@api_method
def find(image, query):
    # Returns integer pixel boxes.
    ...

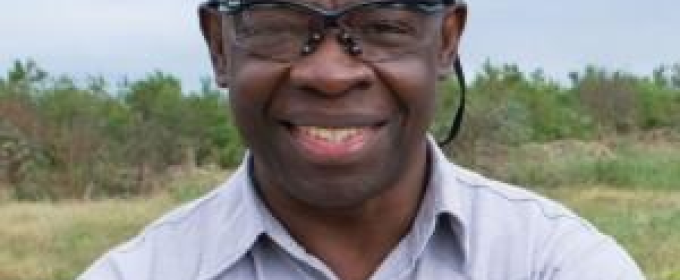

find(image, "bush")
[3,60,680,200]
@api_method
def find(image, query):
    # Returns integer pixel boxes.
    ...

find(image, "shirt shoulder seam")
[455,172,598,232]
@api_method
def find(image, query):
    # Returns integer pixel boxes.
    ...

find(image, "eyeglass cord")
[437,58,465,147]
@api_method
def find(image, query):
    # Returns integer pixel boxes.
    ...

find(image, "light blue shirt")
[79,141,644,280]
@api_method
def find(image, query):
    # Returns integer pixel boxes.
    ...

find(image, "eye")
[234,7,311,39]
[237,23,287,37]
[342,7,424,40]
[358,20,415,35]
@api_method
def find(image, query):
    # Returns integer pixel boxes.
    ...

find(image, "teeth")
[301,126,363,143]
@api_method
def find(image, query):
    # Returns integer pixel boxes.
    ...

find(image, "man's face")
[201,0,465,209]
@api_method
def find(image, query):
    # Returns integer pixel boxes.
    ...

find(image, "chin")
[282,168,394,210]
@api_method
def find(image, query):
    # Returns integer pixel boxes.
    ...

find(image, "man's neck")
[252,146,431,280]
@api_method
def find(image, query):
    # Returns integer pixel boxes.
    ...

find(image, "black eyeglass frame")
[200,0,468,146]
[204,0,458,16]
[204,0,458,60]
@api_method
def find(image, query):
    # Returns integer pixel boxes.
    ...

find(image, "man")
[80,0,644,279]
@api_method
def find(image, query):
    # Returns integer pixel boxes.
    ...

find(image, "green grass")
[0,197,176,280]
[0,135,679,280]
[1,185,678,279]
[0,169,228,280]
[495,137,680,190]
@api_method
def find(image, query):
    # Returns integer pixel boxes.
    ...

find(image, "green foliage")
[2,59,680,200]
[635,66,680,130]
[439,61,680,164]
[1,60,242,200]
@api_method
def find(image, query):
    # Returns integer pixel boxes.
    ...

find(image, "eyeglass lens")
[229,2,436,62]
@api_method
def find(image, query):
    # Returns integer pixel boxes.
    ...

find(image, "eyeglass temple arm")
[437,58,466,147]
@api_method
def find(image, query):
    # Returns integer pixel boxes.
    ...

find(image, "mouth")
[282,122,386,163]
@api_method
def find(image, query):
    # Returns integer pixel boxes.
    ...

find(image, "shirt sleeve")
[77,237,154,280]
[78,254,125,280]
[553,237,645,279]
[539,230,645,280]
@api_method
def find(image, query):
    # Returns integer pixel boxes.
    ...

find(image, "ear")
[438,5,467,79]
[199,5,231,88]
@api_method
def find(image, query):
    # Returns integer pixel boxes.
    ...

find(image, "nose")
[288,33,372,96]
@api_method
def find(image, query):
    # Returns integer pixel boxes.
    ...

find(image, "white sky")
[1,0,679,90]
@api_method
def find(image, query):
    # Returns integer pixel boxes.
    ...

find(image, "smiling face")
[200,0,466,209]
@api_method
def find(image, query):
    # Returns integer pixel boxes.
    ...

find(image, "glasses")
[203,0,459,62]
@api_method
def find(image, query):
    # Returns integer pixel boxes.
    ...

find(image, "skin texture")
[200,1,466,279]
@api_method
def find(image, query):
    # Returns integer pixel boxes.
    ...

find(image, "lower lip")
[290,127,377,161]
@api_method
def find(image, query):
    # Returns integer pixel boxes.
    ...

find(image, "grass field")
[1,183,679,279]
[0,135,679,280]
[0,196,176,280]
[0,170,225,280]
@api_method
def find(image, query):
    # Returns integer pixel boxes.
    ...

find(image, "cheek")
[229,62,287,114]
[374,59,439,129]
[230,62,286,105]
[228,62,290,140]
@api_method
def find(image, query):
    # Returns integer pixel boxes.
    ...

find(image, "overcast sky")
[1,0,679,90]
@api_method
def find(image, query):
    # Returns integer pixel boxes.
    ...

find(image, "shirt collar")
[199,157,267,279]
[411,136,469,262]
